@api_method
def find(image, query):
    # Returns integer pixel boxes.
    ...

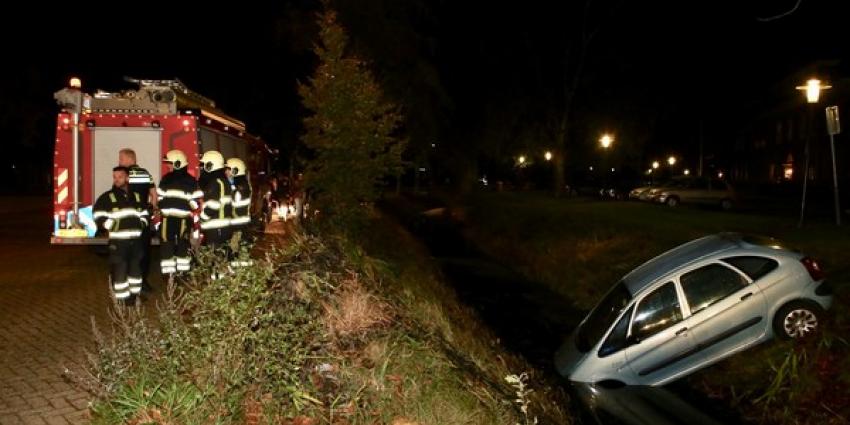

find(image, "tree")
[332,0,451,192]
[298,7,406,232]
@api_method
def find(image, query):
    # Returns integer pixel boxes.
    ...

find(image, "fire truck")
[51,77,274,244]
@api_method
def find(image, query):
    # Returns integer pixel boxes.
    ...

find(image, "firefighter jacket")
[128,164,155,210]
[93,186,149,239]
[200,169,233,230]
[230,175,252,226]
[157,168,202,219]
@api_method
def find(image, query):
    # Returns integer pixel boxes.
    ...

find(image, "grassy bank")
[459,191,850,424]
[68,217,572,424]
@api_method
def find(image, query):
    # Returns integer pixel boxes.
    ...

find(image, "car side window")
[599,306,634,357]
[680,263,749,314]
[631,282,682,340]
[721,256,778,281]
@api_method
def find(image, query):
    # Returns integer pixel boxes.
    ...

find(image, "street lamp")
[667,156,677,166]
[544,151,553,161]
[518,155,526,165]
[652,161,660,170]
[795,78,832,227]
[599,134,613,149]
[796,78,831,103]
[684,169,690,176]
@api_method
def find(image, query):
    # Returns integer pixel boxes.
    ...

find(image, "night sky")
[2,0,847,193]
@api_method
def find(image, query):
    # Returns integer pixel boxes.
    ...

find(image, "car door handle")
[740,292,753,301]
[675,327,688,336]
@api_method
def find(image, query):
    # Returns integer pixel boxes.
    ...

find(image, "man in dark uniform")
[199,150,233,250]
[93,166,148,304]
[226,157,253,266]
[119,148,157,292]
[157,150,201,278]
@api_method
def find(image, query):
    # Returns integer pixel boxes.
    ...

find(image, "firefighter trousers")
[109,238,144,300]
[203,227,232,255]
[160,216,192,274]
[229,225,254,268]
[139,226,152,285]
[203,227,233,280]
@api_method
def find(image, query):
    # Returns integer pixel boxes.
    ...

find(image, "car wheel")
[666,197,679,207]
[720,199,733,211]
[773,301,822,339]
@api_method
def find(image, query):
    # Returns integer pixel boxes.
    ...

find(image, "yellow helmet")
[226,158,247,176]
[163,149,188,170]
[200,150,225,172]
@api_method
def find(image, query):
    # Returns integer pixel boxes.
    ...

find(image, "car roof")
[622,233,744,295]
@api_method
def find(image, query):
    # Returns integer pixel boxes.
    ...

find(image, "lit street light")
[652,161,660,170]
[796,78,831,227]
[667,156,677,166]
[684,169,690,176]
[796,78,831,103]
[518,155,526,165]
[599,134,613,149]
[544,151,553,161]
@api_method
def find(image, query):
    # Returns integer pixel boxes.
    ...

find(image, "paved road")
[0,197,163,425]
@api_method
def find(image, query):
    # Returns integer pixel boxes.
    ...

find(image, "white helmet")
[225,158,247,177]
[163,149,188,170]
[200,150,225,172]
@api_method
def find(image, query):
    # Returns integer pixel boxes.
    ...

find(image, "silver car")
[554,233,833,386]
[656,178,735,210]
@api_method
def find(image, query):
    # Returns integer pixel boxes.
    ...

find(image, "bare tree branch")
[757,0,803,22]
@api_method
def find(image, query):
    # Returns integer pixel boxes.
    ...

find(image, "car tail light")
[801,257,825,281]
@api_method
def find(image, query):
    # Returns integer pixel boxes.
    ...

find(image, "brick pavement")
[0,198,162,424]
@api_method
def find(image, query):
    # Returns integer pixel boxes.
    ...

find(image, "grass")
[457,191,850,424]
[358,215,573,424]
[67,217,574,424]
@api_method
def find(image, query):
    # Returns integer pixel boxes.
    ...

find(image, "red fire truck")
[51,77,274,244]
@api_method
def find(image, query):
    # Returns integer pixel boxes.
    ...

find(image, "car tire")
[720,199,733,211]
[773,300,823,340]
[666,196,679,207]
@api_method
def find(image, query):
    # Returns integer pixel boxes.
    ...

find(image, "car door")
[623,281,695,384]
[687,179,711,204]
[708,179,729,204]
[677,262,768,366]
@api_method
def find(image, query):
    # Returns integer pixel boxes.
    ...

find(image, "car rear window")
[722,256,778,281]
[739,234,799,252]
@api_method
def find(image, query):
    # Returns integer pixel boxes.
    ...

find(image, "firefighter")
[199,151,233,251]
[118,148,157,292]
[93,166,149,304]
[226,157,252,265]
[157,150,201,276]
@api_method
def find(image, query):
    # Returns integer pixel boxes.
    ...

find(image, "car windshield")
[576,282,632,352]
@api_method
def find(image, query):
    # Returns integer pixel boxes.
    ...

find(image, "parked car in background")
[656,178,736,210]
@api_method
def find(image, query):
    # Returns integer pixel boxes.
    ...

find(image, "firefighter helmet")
[163,150,188,170]
[225,158,247,177]
[200,151,225,172]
